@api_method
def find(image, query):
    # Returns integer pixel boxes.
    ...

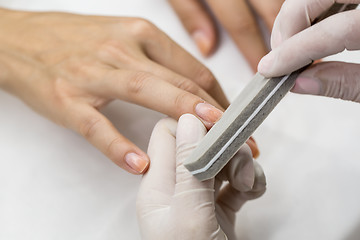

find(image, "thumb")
[175,114,209,188]
[174,114,225,239]
[291,62,360,103]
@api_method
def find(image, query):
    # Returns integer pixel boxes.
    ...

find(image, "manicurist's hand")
[258,1,360,103]
[137,114,266,240]
[169,0,284,71]
[0,8,229,174]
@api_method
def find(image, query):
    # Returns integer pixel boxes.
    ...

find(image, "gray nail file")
[184,2,358,182]
[184,70,302,181]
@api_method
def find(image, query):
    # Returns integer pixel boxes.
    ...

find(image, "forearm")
[0,48,24,93]
[0,8,35,92]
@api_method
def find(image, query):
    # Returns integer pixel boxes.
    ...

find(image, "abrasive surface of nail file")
[184,2,358,182]
[184,70,302,181]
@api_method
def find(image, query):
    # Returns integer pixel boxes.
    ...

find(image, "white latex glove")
[257,0,360,103]
[137,114,266,240]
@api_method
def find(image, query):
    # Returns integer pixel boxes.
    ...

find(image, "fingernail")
[257,53,274,75]
[125,152,149,174]
[192,30,212,56]
[195,102,223,128]
[247,137,260,159]
[292,77,321,95]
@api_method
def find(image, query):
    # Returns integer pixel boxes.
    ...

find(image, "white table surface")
[1,1,360,239]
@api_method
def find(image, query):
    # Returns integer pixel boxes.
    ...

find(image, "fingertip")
[192,29,216,56]
[169,0,217,57]
[257,53,274,77]
[246,137,260,159]
[177,113,207,146]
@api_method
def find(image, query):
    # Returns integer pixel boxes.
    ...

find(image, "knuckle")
[231,19,258,35]
[106,137,125,161]
[174,91,194,115]
[97,40,138,64]
[62,59,94,81]
[194,67,217,92]
[78,116,103,140]
[177,79,200,94]
[128,18,157,38]
[332,71,359,101]
[127,71,151,95]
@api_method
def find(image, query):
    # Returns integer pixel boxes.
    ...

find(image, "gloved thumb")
[292,62,360,103]
[175,114,210,188]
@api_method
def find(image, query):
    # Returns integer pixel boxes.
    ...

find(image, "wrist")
[0,51,14,90]
[0,8,28,90]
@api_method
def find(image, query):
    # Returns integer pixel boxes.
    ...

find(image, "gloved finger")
[270,0,360,48]
[216,161,266,214]
[258,10,360,77]
[291,61,360,103]
[216,144,255,192]
[239,161,267,200]
[168,0,217,56]
[214,140,260,199]
[65,102,149,174]
[138,118,178,206]
[207,0,268,71]
[249,0,284,30]
[174,114,214,196]
[90,69,223,129]
[174,114,227,240]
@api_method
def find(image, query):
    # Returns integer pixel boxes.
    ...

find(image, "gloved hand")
[169,0,285,71]
[257,0,360,103]
[137,114,266,240]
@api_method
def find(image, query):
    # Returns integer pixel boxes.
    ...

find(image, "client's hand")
[137,114,266,240]
[0,8,229,174]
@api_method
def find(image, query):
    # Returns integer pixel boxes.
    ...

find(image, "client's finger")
[207,0,268,71]
[168,0,217,56]
[66,103,150,174]
[90,69,223,129]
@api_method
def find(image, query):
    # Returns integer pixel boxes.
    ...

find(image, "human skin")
[0,8,259,175]
[169,0,285,71]
[0,8,229,174]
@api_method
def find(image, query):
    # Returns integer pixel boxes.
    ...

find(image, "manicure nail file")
[184,3,358,181]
